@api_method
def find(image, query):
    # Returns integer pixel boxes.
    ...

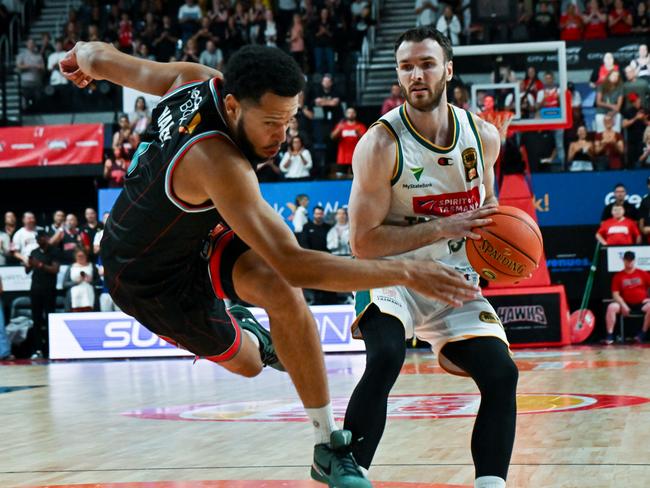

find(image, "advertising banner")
[606,245,650,272]
[49,305,364,359]
[0,124,104,168]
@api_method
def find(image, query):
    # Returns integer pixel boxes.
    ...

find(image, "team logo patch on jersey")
[438,157,453,166]
[410,167,425,181]
[462,148,478,182]
[479,311,501,324]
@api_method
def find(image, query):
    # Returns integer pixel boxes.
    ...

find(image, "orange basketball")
[466,205,543,285]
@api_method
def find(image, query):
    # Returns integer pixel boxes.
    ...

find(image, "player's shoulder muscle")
[352,122,399,184]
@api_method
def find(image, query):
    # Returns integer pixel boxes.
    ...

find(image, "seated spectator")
[436,4,461,45]
[596,204,640,246]
[640,126,650,166]
[521,66,544,100]
[595,70,623,133]
[137,43,156,61]
[139,13,160,48]
[590,52,619,88]
[113,114,140,159]
[61,214,83,264]
[567,125,595,171]
[622,64,648,111]
[199,39,223,70]
[312,8,336,74]
[415,0,439,27]
[331,107,367,177]
[284,116,310,149]
[11,212,39,266]
[85,24,100,43]
[595,115,625,169]
[382,83,405,115]
[608,0,633,36]
[582,0,607,40]
[602,183,638,221]
[621,93,648,168]
[192,16,216,52]
[326,207,351,256]
[632,2,649,34]
[280,135,313,180]
[224,15,248,56]
[567,81,584,128]
[560,3,584,41]
[604,251,650,344]
[178,0,203,41]
[129,96,151,135]
[153,16,179,62]
[536,72,565,165]
[180,38,200,63]
[47,38,69,88]
[632,44,650,81]
[63,247,100,312]
[104,146,130,188]
[16,38,45,108]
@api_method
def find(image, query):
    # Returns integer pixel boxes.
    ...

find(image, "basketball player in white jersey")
[343,27,518,488]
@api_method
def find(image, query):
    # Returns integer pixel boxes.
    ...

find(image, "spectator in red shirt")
[582,0,607,40]
[604,251,650,344]
[608,0,633,36]
[560,3,584,40]
[381,83,404,115]
[104,146,130,188]
[596,204,641,246]
[331,107,367,177]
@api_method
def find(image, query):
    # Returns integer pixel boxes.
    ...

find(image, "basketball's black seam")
[480,227,538,266]
[469,238,527,278]
[498,212,544,248]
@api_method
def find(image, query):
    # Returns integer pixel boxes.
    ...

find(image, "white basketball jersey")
[377,103,487,271]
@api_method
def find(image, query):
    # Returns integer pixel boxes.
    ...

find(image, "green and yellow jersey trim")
[399,103,459,154]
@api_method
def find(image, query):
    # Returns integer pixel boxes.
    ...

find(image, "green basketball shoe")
[228,305,285,372]
[311,430,372,487]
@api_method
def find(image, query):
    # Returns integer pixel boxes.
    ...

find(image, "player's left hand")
[433,204,498,240]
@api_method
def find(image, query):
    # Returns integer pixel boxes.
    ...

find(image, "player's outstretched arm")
[59,41,220,96]
[185,139,479,307]
[348,124,497,259]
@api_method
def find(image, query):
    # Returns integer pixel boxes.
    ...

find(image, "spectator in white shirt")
[178,0,203,40]
[326,208,351,256]
[415,0,439,27]
[199,40,223,69]
[436,5,462,45]
[280,135,313,179]
[47,38,68,86]
[11,212,39,266]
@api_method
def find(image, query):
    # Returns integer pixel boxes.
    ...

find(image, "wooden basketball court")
[2,345,650,488]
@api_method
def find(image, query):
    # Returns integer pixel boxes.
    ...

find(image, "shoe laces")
[334,449,361,476]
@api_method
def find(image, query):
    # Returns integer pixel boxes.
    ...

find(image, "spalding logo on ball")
[466,206,543,285]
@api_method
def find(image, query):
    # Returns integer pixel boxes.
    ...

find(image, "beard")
[232,117,269,166]
[402,74,447,112]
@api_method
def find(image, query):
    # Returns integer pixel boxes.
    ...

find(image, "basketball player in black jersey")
[60,41,480,487]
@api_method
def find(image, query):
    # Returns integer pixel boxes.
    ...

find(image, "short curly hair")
[223,45,305,104]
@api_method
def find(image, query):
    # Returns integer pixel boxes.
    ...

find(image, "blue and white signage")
[49,305,364,359]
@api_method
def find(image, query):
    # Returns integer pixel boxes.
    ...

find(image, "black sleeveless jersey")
[101,77,236,296]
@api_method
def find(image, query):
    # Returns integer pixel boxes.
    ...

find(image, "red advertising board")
[0,124,104,168]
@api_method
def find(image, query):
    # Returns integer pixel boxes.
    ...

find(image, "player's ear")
[224,94,241,120]
[446,60,453,82]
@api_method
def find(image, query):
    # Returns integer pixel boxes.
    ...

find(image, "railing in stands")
[355,0,382,105]
[0,35,10,124]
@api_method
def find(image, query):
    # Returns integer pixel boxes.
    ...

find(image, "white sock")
[305,404,337,444]
[475,476,506,488]
[243,329,259,349]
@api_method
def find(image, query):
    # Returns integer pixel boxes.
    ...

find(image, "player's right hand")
[403,260,480,307]
[59,42,94,88]
[433,204,498,241]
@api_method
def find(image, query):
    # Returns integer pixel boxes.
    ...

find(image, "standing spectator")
[632,44,650,81]
[0,276,12,360]
[640,126,650,166]
[351,0,370,22]
[567,125,595,171]
[607,0,633,36]
[288,194,310,235]
[415,0,438,27]
[601,183,638,221]
[63,21,81,51]
[11,212,39,266]
[582,0,607,40]
[62,247,100,312]
[26,231,61,359]
[559,3,584,40]
[623,64,648,111]
[118,12,134,51]
[289,13,306,69]
[16,38,45,108]
[136,43,156,61]
[1,211,17,265]
[326,207,350,256]
[536,71,565,165]
[596,204,641,246]
[210,0,230,44]
[595,70,623,133]
[129,97,151,136]
[178,0,203,41]
[312,8,336,74]
[521,66,544,100]
[104,146,130,188]
[255,158,282,182]
[61,214,82,264]
[352,5,376,51]
[93,212,110,257]
[639,176,650,243]
[301,206,335,304]
[621,93,648,168]
[452,85,470,110]
[249,0,267,43]
[436,5,461,45]
[309,74,343,174]
[263,9,278,47]
[191,16,215,52]
[0,227,8,266]
[199,39,224,70]
[46,210,66,251]
[153,16,179,62]
[47,38,69,88]
[331,107,367,176]
[280,135,313,180]
[591,52,620,88]
[531,1,557,40]
[604,251,650,344]
[81,208,103,262]
[381,83,405,115]
[40,33,54,66]
[139,12,160,48]
[595,115,625,169]
[113,113,140,159]
[632,2,650,34]
[180,38,200,63]
[2,211,17,242]
[277,0,298,49]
